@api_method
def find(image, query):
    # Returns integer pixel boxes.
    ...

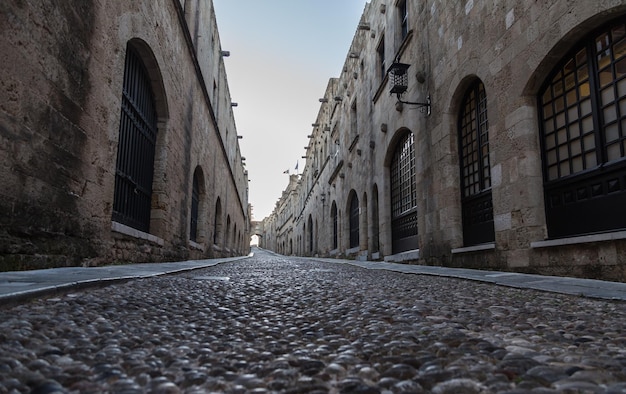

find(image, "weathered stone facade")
[260,0,626,282]
[0,0,250,270]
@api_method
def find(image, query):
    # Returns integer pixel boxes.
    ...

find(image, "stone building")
[0,0,250,270]
[260,0,626,282]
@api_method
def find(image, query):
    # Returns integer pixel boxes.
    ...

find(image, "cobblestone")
[0,250,625,393]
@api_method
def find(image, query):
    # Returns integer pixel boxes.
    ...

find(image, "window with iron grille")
[308,215,314,253]
[390,132,418,253]
[331,202,338,249]
[399,0,408,40]
[190,171,200,242]
[213,198,222,245]
[112,46,158,233]
[458,80,494,246]
[225,216,231,249]
[538,17,626,238]
[349,193,359,249]
[372,185,380,252]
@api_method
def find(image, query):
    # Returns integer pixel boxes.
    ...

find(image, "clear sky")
[213,1,369,220]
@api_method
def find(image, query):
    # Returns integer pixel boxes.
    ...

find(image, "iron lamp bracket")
[396,94,431,116]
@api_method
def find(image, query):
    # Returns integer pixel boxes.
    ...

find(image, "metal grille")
[190,173,199,242]
[225,217,231,249]
[598,23,626,163]
[372,188,380,252]
[459,81,491,197]
[391,133,416,218]
[539,17,626,238]
[213,199,222,245]
[540,47,596,181]
[390,132,418,253]
[349,194,359,249]
[458,80,494,245]
[112,47,158,232]
[308,216,314,253]
[331,203,338,249]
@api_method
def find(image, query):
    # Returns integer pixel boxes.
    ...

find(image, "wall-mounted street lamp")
[387,62,430,116]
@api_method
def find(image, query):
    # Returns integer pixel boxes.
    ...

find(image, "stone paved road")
[1,249,625,393]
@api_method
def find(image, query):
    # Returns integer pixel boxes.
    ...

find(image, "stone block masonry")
[260,0,626,282]
[0,0,250,270]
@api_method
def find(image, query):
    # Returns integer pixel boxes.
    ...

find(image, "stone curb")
[284,253,626,302]
[0,255,252,306]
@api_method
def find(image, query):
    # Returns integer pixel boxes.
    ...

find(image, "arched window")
[390,131,418,253]
[539,17,626,238]
[213,198,222,245]
[458,80,494,246]
[308,215,314,254]
[225,216,231,249]
[331,202,338,250]
[190,168,201,242]
[315,219,319,254]
[349,192,360,249]
[112,45,158,232]
[372,185,380,253]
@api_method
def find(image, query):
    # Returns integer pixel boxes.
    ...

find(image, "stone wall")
[0,0,249,270]
[261,0,626,282]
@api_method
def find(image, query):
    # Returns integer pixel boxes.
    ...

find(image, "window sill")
[189,240,205,251]
[111,221,164,246]
[451,243,496,254]
[531,230,626,249]
[345,246,361,255]
[384,249,419,262]
[348,134,360,152]
[373,75,389,104]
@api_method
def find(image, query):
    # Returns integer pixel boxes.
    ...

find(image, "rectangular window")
[377,36,386,81]
[351,100,357,138]
[399,0,408,40]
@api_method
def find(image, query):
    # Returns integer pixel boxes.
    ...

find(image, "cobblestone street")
[1,249,625,393]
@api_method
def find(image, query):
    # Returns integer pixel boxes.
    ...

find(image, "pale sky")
[213,1,369,220]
